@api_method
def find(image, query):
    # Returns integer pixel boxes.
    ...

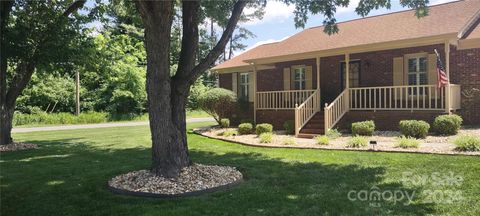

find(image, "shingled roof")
[213,0,480,70]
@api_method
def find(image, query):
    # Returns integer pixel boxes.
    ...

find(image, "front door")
[340,60,361,90]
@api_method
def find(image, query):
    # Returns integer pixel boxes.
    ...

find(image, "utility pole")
[75,71,80,116]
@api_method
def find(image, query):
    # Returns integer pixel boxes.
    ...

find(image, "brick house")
[212,0,480,138]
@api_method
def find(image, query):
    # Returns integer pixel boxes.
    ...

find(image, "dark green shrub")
[454,135,480,151]
[351,120,375,136]
[433,114,463,135]
[256,123,273,135]
[399,120,430,139]
[283,120,295,135]
[197,88,237,124]
[220,118,230,128]
[238,123,253,135]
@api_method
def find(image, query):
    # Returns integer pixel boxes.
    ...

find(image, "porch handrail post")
[252,64,257,123]
[345,53,351,111]
[444,41,451,114]
[294,103,299,137]
[316,57,321,111]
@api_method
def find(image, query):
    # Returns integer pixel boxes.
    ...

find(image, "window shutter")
[305,66,313,89]
[248,73,254,102]
[393,57,404,86]
[283,68,290,90]
[427,54,437,85]
[232,72,237,95]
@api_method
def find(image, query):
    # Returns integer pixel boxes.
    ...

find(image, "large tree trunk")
[0,106,14,145]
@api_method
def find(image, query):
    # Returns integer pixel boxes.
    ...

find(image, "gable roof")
[213,0,480,71]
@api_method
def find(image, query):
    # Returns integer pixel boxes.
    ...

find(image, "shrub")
[256,123,273,135]
[13,112,108,126]
[395,136,420,149]
[197,88,237,124]
[259,132,273,143]
[283,137,296,145]
[283,120,295,135]
[238,123,253,135]
[433,114,463,135]
[314,135,330,145]
[351,120,375,136]
[399,120,430,139]
[326,129,341,139]
[220,118,230,128]
[347,136,368,148]
[454,135,480,151]
[222,129,238,137]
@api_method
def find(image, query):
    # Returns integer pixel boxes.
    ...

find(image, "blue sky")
[235,0,457,55]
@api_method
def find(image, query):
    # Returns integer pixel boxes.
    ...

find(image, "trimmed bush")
[238,123,253,135]
[283,120,295,135]
[259,132,273,143]
[222,129,238,137]
[197,88,237,124]
[314,135,330,145]
[256,123,273,135]
[283,137,296,145]
[326,129,341,139]
[220,118,230,128]
[399,120,430,139]
[347,136,368,148]
[395,136,420,149]
[454,135,480,151]
[433,114,463,135]
[351,120,375,136]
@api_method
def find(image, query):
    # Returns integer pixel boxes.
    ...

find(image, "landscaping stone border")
[108,177,243,199]
[193,127,480,156]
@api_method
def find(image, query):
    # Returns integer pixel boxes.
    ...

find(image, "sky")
[235,0,457,55]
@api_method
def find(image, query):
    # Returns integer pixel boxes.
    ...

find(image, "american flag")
[434,49,448,88]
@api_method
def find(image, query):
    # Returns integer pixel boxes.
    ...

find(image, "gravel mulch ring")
[0,142,38,152]
[108,164,243,197]
[195,126,480,156]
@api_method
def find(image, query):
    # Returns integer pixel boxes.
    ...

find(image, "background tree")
[0,0,88,145]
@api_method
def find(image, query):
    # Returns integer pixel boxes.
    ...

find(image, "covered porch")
[250,41,462,137]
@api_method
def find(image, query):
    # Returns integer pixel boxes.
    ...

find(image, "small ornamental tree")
[198,88,237,124]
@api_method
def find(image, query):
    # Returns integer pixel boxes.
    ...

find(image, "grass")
[13,110,209,128]
[314,135,330,145]
[346,136,368,148]
[1,122,480,215]
[396,136,420,149]
[454,135,480,151]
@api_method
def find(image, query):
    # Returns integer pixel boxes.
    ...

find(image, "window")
[239,73,249,101]
[407,56,428,95]
[293,67,306,90]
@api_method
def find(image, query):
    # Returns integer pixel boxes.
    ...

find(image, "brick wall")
[256,110,294,130]
[337,111,444,131]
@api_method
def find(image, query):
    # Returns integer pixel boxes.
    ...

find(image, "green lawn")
[1,122,479,215]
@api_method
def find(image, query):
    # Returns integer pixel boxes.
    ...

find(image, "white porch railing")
[324,84,461,132]
[324,89,349,133]
[256,90,315,110]
[294,89,321,136]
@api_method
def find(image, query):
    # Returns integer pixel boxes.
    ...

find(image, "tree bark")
[136,0,246,177]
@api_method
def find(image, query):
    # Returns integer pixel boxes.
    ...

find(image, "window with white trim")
[239,73,249,101]
[293,67,306,90]
[407,56,428,95]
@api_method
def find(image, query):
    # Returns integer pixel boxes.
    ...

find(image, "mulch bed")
[108,163,243,198]
[0,142,38,152]
[195,126,480,156]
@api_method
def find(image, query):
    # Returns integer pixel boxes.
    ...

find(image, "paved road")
[12,117,215,133]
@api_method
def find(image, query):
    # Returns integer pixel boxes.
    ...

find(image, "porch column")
[316,57,321,110]
[252,64,257,123]
[444,41,451,114]
[345,53,350,110]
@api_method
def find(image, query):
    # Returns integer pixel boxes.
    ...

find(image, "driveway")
[12,117,215,133]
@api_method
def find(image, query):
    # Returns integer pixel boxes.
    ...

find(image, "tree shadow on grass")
[1,138,436,216]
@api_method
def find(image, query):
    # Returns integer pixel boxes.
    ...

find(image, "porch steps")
[298,112,325,139]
